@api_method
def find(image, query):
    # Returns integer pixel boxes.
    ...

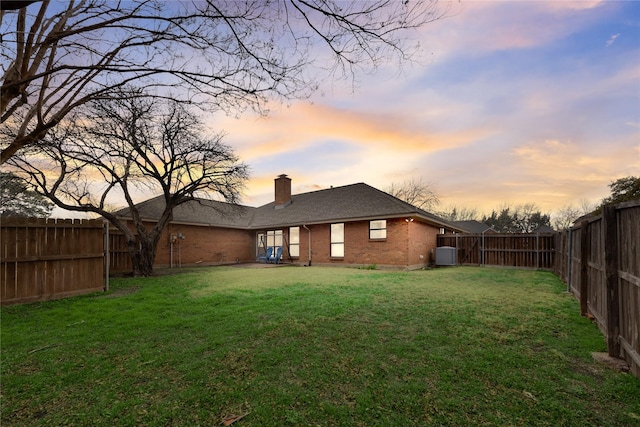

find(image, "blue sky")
[210,0,639,215]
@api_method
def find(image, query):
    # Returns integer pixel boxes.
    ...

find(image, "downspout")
[303,224,311,266]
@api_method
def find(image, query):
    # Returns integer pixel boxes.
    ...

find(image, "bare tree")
[435,205,479,222]
[552,204,581,231]
[387,177,440,211]
[0,0,451,163]
[9,91,248,276]
[552,199,598,230]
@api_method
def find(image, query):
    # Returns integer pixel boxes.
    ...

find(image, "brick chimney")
[274,174,292,208]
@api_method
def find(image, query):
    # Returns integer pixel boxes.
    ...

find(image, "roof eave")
[248,212,467,231]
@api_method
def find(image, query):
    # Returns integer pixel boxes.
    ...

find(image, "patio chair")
[269,246,283,264]
[258,246,273,263]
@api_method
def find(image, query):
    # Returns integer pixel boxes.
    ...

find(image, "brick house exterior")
[116,175,464,269]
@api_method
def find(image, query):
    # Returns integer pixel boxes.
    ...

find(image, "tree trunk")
[125,239,142,277]
[126,237,157,276]
[137,239,157,276]
[124,236,157,276]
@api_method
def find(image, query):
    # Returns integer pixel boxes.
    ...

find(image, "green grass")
[2,266,639,426]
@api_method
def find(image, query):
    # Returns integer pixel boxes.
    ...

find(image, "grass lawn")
[2,266,639,426]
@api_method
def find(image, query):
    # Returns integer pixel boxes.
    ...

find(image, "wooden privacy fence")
[1,218,105,306]
[555,200,640,377]
[105,224,134,274]
[437,232,557,270]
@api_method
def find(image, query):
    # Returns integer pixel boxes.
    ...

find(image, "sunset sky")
[210,0,640,216]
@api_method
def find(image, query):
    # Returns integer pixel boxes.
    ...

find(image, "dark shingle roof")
[116,183,464,231]
[115,195,255,228]
[453,220,495,233]
[250,183,456,229]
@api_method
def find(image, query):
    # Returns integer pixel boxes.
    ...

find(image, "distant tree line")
[480,204,551,233]
[389,176,640,232]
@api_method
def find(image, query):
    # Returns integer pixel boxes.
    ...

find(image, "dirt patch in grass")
[102,286,140,298]
[592,352,630,373]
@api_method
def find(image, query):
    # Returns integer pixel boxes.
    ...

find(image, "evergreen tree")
[0,172,53,217]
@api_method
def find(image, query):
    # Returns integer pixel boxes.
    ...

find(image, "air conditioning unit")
[435,246,457,266]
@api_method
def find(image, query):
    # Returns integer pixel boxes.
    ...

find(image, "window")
[369,220,387,239]
[331,223,344,257]
[267,230,283,247]
[289,227,300,257]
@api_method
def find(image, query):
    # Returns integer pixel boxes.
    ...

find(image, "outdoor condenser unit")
[435,246,457,266]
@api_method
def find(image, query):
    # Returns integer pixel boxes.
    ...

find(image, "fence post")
[455,234,459,265]
[603,204,620,358]
[567,228,573,292]
[579,220,589,316]
[536,233,540,270]
[104,221,110,292]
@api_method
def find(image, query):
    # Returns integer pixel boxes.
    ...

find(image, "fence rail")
[1,218,105,306]
[437,232,556,270]
[555,200,640,377]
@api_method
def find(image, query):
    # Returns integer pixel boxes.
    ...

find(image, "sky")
[207,0,640,216]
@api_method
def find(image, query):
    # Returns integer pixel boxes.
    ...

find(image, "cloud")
[412,0,611,62]
[215,102,494,163]
[506,139,637,206]
[606,33,620,47]
[208,0,637,213]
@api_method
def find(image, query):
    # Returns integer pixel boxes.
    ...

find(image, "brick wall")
[154,223,254,267]
[408,220,439,269]
[128,217,439,269]
[287,218,439,269]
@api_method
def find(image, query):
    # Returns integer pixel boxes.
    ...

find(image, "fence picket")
[437,232,557,270]
[1,218,105,306]
[555,200,640,377]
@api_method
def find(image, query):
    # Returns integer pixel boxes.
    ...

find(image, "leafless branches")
[387,176,440,211]
[9,91,249,275]
[1,0,450,162]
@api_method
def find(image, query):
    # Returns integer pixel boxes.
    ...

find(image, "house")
[453,220,496,234]
[115,174,465,269]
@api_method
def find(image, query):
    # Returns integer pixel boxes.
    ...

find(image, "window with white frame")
[331,223,344,257]
[289,227,300,257]
[369,220,387,239]
[266,230,284,248]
